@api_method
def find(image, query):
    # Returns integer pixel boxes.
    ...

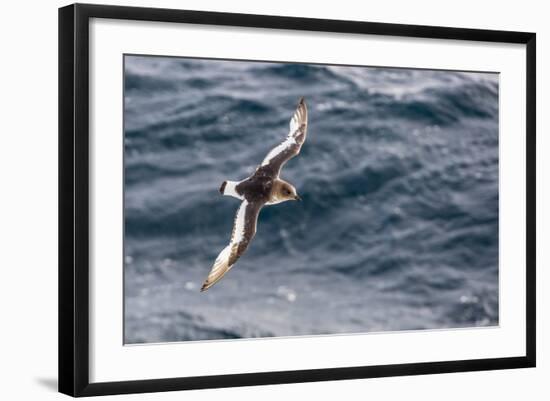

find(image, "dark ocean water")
[123,55,499,344]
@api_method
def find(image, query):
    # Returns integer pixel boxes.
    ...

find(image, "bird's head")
[274,180,301,203]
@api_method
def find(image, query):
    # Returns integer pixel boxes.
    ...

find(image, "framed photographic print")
[58,3,536,397]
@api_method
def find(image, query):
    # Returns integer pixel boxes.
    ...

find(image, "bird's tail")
[219,180,241,199]
[219,181,227,194]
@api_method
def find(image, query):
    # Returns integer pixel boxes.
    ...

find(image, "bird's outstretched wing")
[258,97,308,177]
[201,200,262,292]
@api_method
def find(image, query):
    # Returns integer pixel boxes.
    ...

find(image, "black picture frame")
[59,3,536,397]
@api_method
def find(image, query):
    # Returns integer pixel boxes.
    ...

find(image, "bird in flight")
[201,97,308,292]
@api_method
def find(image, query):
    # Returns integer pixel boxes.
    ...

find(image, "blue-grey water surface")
[124,55,499,344]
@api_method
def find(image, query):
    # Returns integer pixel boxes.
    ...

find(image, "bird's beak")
[294,195,302,201]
